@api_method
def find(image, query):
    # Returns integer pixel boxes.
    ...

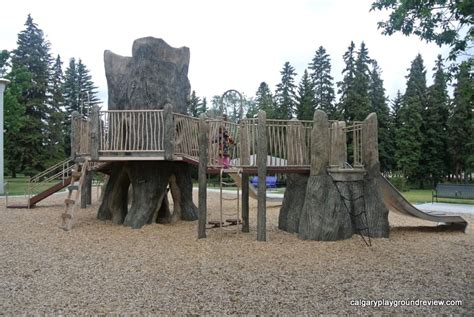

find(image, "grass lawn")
[2,176,62,196]
[401,189,474,205]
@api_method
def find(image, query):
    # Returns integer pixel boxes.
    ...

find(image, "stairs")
[60,160,89,231]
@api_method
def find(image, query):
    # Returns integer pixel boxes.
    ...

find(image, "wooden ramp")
[378,174,468,232]
[7,177,73,209]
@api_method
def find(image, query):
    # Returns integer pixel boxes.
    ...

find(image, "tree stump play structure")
[97,38,197,228]
[279,111,389,242]
[62,36,464,237]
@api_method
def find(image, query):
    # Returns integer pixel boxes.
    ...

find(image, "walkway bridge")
[72,106,365,174]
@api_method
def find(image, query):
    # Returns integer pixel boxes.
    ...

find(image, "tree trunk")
[97,38,197,229]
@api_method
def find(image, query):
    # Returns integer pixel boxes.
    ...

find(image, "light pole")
[0,78,10,194]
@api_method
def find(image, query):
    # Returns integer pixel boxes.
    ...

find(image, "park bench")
[251,176,278,189]
[432,184,474,203]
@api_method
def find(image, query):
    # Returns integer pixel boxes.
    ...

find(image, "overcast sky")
[1,0,453,107]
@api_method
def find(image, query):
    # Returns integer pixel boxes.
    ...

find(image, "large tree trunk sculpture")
[98,38,198,228]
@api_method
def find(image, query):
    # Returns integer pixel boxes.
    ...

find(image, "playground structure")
[4,36,467,241]
[51,101,464,237]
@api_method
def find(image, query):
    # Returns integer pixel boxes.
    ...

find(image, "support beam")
[329,121,346,168]
[362,113,379,176]
[70,111,80,160]
[241,173,250,232]
[0,78,9,194]
[240,120,250,232]
[90,106,100,161]
[163,104,175,160]
[197,114,209,239]
[257,110,267,241]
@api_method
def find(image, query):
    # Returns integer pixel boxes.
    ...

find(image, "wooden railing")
[99,110,165,152]
[72,109,370,169]
[174,113,200,158]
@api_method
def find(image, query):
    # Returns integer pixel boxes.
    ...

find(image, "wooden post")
[362,113,379,177]
[70,111,80,160]
[90,106,100,160]
[240,120,250,232]
[257,110,267,241]
[329,121,346,168]
[86,171,93,205]
[311,110,330,176]
[163,104,175,160]
[198,114,209,239]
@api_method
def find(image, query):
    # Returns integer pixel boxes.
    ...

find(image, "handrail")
[28,159,74,200]
[30,158,71,183]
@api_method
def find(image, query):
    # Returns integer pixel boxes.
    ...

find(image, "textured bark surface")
[98,38,197,229]
[298,175,353,241]
[363,176,390,238]
[104,37,190,113]
[99,162,197,228]
[279,111,389,241]
[278,174,308,233]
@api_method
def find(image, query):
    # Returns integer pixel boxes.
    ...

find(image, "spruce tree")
[188,90,206,117]
[395,54,426,184]
[10,14,52,174]
[421,55,449,186]
[63,58,100,116]
[369,61,391,172]
[274,62,297,119]
[0,50,9,77]
[255,82,274,118]
[45,55,66,165]
[295,69,315,120]
[389,91,403,172]
[447,60,473,182]
[308,46,336,117]
[352,42,372,121]
[337,41,357,121]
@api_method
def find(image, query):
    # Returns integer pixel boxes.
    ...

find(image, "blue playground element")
[251,176,277,189]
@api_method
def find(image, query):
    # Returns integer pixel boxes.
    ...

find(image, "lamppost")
[0,78,10,194]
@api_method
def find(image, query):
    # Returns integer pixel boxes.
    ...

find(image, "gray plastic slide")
[378,174,468,231]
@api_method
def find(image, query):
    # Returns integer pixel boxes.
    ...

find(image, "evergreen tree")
[395,54,427,184]
[0,50,9,77]
[389,91,403,172]
[63,58,100,116]
[337,41,357,121]
[295,69,315,120]
[4,65,29,177]
[421,55,449,186]
[274,62,297,119]
[45,55,66,165]
[352,42,372,120]
[76,59,100,114]
[308,46,336,117]
[447,60,473,182]
[10,14,52,174]
[188,90,204,117]
[63,57,79,114]
[255,82,274,118]
[369,61,391,172]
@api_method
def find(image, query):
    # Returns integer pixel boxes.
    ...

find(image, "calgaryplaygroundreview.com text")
[350,299,463,308]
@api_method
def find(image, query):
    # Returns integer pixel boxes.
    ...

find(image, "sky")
[0,0,454,108]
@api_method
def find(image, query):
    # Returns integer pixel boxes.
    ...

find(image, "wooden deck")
[72,109,364,173]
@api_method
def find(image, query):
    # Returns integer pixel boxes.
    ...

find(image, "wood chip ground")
[1,189,472,314]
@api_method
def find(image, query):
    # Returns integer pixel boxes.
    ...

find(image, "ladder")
[60,160,89,231]
[211,168,242,234]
